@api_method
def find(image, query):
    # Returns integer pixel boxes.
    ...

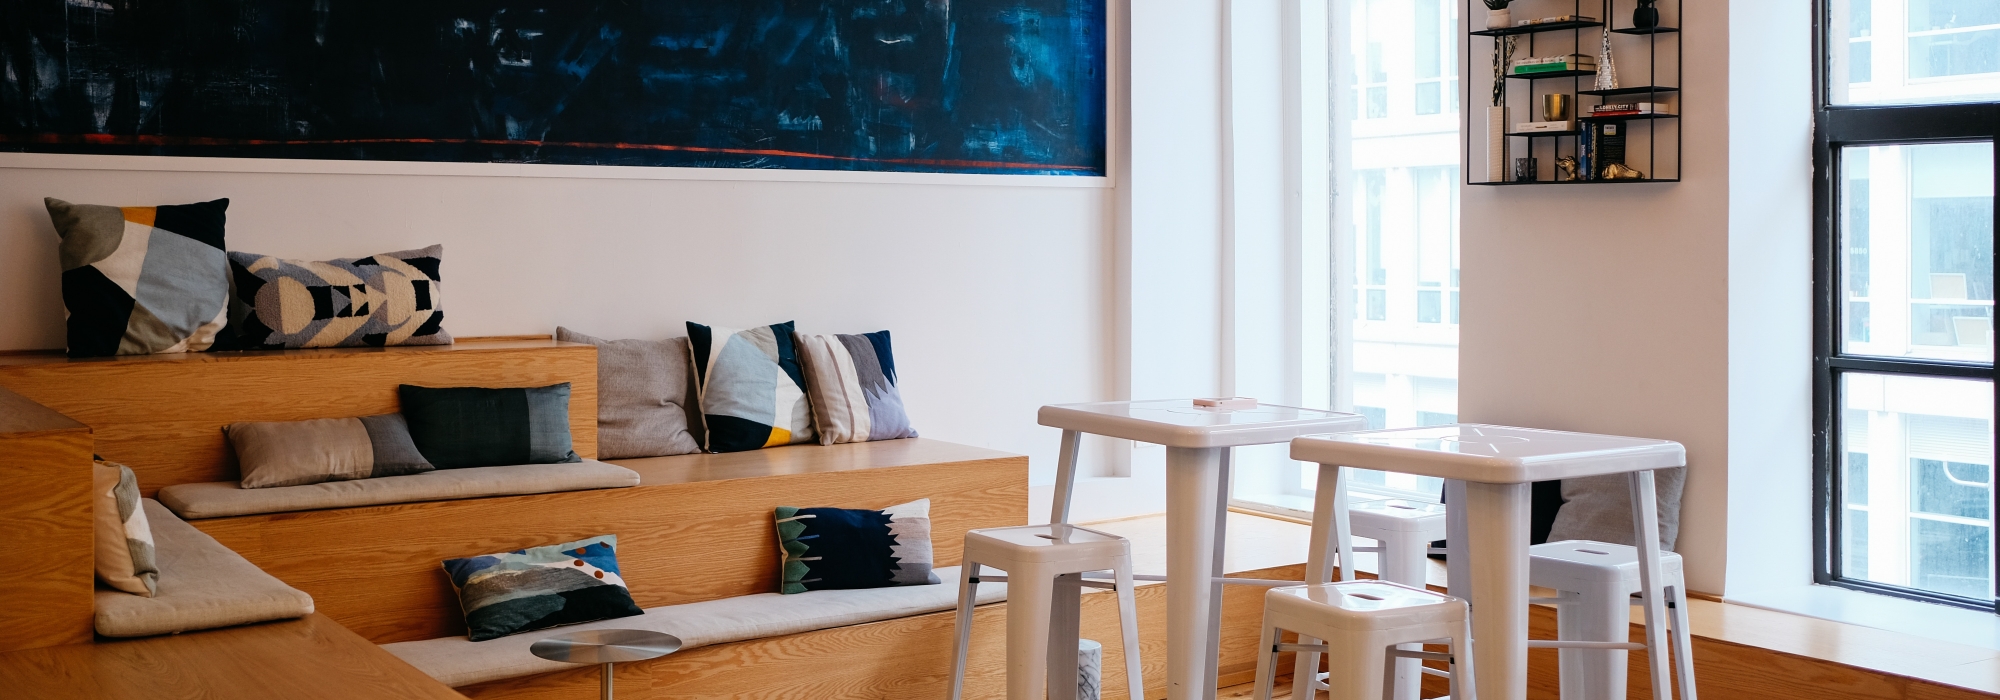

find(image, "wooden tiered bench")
[0,339,1037,699]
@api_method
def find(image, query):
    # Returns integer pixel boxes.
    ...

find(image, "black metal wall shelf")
[1506,70,1599,80]
[1472,178,1682,186]
[1471,20,1604,37]
[1578,85,1679,96]
[1579,112,1679,123]
[1463,0,1684,185]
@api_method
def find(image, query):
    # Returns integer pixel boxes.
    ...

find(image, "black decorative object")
[1634,0,1660,29]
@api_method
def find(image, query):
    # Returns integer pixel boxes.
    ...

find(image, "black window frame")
[1812,1,2000,613]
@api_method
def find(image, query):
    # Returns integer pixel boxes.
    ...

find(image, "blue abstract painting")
[0,0,1107,175]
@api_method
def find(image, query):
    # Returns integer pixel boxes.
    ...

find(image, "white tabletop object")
[1038,399,1366,700]
[1287,424,1685,482]
[1039,399,1368,449]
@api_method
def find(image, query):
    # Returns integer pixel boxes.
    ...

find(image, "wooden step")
[0,387,94,653]
[0,339,600,495]
[193,438,1029,644]
[0,613,463,700]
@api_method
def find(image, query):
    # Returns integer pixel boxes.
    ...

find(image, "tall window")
[1820,0,1999,610]
[1227,0,1461,516]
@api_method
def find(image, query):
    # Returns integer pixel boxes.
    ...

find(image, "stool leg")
[1449,616,1475,700]
[1668,574,1698,700]
[1116,559,1145,700]
[1380,531,1426,700]
[1251,621,1282,700]
[1052,429,1081,525]
[1202,449,1235,697]
[1628,471,1673,700]
[1322,633,1386,700]
[950,562,983,700]
[1561,588,1625,700]
[1294,463,1354,700]
[1007,566,1057,700]
[1050,573,1083,700]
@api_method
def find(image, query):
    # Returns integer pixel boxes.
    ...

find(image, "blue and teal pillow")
[686,321,815,452]
[775,498,938,594]
[441,535,643,642]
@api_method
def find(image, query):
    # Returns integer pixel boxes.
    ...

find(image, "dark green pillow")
[399,383,582,469]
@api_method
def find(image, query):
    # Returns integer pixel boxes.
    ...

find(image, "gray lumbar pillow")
[556,327,702,459]
[1545,467,1688,551]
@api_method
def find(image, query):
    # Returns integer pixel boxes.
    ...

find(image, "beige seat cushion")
[157,460,642,520]
[382,565,1008,688]
[95,500,315,637]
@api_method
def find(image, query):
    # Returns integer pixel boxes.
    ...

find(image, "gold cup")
[1543,94,1572,122]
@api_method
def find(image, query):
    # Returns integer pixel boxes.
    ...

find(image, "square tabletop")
[1038,399,1368,449]
[1288,424,1684,483]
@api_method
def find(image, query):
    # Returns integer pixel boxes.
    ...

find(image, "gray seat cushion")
[1546,467,1689,551]
[95,499,315,637]
[158,460,642,520]
[382,566,1007,688]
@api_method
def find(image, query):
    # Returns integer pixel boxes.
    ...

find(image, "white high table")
[1290,425,1686,700]
[1038,400,1367,700]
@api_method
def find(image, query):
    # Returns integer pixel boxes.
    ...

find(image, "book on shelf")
[1512,60,1596,75]
[1513,120,1576,133]
[1588,102,1671,117]
[1514,15,1596,26]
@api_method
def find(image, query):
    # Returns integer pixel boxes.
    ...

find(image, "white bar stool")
[1291,424,1688,700]
[1531,540,1696,700]
[1249,580,1473,700]
[1293,498,1450,700]
[948,524,1144,700]
[1038,400,1367,700]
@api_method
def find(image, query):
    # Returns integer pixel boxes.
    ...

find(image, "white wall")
[1459,0,1814,594]
[0,161,1115,473]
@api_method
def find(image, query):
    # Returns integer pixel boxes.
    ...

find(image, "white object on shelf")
[1487,8,1511,29]
[1487,106,1508,182]
[1191,397,1258,409]
[1514,120,1576,133]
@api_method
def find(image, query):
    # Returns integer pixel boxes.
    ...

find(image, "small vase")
[1487,9,1511,30]
[1633,0,1659,29]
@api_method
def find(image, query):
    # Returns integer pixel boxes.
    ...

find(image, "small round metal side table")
[529,629,682,700]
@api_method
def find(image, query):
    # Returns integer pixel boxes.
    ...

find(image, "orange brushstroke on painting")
[13,133,1093,172]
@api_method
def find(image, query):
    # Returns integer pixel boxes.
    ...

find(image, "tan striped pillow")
[93,461,159,597]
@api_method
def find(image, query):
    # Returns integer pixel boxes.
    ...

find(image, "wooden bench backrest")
[0,340,597,496]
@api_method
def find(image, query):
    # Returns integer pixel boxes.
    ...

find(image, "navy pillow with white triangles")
[774,498,939,594]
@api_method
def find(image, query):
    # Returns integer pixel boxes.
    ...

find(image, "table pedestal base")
[1165,446,1227,700]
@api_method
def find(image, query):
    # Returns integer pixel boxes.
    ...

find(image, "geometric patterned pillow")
[43,197,233,357]
[775,498,938,594]
[93,460,159,597]
[227,244,449,349]
[792,330,918,445]
[441,535,643,642]
[686,321,815,453]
